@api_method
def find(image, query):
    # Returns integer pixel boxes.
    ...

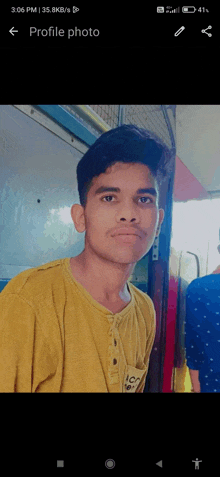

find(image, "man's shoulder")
[187,272,220,293]
[0,258,67,300]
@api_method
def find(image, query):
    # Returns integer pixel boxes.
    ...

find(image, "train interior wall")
[0,105,89,284]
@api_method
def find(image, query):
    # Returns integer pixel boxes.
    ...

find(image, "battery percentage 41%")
[182,7,209,13]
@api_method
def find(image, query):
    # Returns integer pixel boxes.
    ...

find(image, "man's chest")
[98,298,131,314]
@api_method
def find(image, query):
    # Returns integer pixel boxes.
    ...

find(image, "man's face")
[76,162,164,265]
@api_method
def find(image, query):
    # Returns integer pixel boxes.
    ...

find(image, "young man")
[0,125,172,393]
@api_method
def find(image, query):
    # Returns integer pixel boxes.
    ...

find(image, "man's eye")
[101,196,115,202]
[139,197,153,204]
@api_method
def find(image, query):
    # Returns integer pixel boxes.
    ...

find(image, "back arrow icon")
[9,27,19,36]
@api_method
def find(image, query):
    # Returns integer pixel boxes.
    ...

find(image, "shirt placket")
[107,315,121,385]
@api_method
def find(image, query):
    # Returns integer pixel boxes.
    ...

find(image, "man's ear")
[71,204,86,233]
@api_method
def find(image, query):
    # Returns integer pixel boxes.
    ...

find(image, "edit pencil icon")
[174,26,185,36]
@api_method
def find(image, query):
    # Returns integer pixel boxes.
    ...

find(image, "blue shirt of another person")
[185,272,220,392]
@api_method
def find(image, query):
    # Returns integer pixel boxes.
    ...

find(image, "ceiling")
[176,105,220,194]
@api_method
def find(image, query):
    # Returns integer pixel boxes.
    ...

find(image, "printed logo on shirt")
[124,374,141,392]
[123,364,147,393]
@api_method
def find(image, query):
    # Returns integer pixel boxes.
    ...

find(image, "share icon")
[201,25,212,37]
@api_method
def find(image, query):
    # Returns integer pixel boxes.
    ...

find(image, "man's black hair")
[76,124,174,208]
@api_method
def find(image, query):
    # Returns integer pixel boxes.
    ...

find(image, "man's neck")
[70,255,133,302]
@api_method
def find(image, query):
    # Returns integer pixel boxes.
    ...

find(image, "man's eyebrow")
[94,186,157,196]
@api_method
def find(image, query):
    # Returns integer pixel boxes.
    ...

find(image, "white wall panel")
[0,105,86,279]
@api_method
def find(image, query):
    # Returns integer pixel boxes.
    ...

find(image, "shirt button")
[113,359,117,365]
[114,339,117,347]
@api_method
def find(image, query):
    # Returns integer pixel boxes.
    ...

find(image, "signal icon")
[166,6,181,12]
[73,6,80,13]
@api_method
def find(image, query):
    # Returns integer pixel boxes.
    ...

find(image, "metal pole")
[118,105,125,126]
[161,105,176,151]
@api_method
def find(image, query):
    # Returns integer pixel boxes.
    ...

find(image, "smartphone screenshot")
[0,4,218,476]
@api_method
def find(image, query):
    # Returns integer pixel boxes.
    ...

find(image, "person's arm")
[189,369,201,392]
[0,293,56,392]
[185,286,203,393]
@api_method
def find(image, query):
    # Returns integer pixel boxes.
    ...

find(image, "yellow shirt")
[0,258,156,393]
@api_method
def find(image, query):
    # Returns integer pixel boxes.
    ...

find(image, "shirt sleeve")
[0,293,56,392]
[185,289,205,370]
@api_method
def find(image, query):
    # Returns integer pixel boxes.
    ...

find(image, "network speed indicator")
[40,7,79,13]
[41,7,72,13]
